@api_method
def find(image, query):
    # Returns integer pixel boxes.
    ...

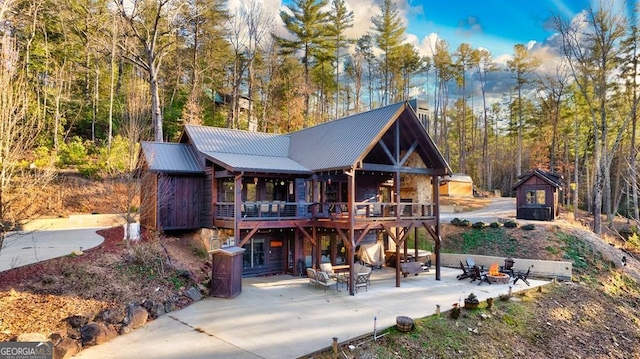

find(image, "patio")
[77,266,547,359]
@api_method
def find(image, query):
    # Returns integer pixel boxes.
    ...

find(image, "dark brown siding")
[158,175,203,230]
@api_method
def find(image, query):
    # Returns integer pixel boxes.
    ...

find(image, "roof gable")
[512,169,563,190]
[141,142,204,174]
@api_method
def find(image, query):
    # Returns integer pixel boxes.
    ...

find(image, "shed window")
[525,190,546,205]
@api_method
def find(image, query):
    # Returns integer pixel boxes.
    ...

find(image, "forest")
[0,0,638,237]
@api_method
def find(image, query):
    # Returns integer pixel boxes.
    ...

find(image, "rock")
[67,328,81,340]
[164,297,176,313]
[54,337,81,359]
[66,314,91,329]
[119,325,133,335]
[16,332,47,342]
[124,303,148,329]
[142,299,165,319]
[186,287,202,302]
[49,332,65,345]
[80,323,118,346]
[102,307,126,324]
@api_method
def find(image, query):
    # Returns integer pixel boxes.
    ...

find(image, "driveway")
[0,228,105,272]
[76,267,546,359]
[440,197,517,223]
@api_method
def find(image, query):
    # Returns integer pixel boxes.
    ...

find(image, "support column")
[433,174,441,281]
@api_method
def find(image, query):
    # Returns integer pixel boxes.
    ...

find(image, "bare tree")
[116,0,180,142]
[0,14,53,253]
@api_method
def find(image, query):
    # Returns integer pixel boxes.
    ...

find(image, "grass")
[443,227,517,255]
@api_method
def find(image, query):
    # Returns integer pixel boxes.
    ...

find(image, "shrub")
[58,136,89,166]
[521,224,536,231]
[490,222,503,228]
[472,222,487,229]
[504,221,519,228]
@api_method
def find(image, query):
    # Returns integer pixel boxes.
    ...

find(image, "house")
[512,169,563,221]
[439,173,474,198]
[139,101,452,294]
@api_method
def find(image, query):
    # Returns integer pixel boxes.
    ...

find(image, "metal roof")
[183,125,289,157]
[141,142,204,174]
[202,152,312,174]
[288,103,404,171]
[512,169,563,190]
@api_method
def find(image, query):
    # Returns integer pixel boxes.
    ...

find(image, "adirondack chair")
[513,266,531,286]
[457,261,473,280]
[499,258,515,277]
[470,265,491,286]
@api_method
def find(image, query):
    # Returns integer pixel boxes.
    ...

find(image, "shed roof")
[140,142,204,174]
[512,169,563,190]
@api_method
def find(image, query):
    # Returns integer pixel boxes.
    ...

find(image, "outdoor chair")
[470,265,491,286]
[354,263,372,285]
[457,261,473,280]
[354,272,370,293]
[319,263,337,279]
[499,258,515,277]
[306,268,318,288]
[466,257,483,271]
[316,271,339,292]
[513,266,531,286]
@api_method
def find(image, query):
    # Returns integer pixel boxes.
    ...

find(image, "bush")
[472,222,487,229]
[504,221,519,228]
[58,136,89,166]
[490,222,503,228]
[521,224,536,231]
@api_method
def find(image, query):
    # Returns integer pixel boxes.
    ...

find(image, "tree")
[0,9,53,252]
[327,0,353,119]
[274,0,329,126]
[356,34,375,110]
[116,0,180,142]
[507,44,541,177]
[474,48,498,189]
[553,2,632,234]
[371,0,405,106]
[344,52,363,113]
[453,43,477,174]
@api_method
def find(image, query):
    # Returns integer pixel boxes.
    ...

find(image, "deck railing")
[215,201,436,221]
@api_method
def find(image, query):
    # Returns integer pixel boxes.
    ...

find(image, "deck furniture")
[470,265,491,285]
[400,262,426,277]
[513,266,531,286]
[316,271,339,292]
[499,258,515,277]
[320,263,337,278]
[306,268,318,288]
[354,272,370,293]
[457,261,473,280]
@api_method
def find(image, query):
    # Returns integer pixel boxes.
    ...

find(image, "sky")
[227,0,630,104]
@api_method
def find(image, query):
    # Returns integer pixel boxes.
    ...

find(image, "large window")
[525,189,546,205]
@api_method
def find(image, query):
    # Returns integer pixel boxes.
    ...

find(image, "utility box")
[210,246,246,298]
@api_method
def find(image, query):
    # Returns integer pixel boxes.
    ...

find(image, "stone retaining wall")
[441,253,572,279]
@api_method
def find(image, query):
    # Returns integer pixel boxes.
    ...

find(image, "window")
[525,189,546,205]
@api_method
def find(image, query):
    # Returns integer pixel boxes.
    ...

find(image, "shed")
[439,173,473,198]
[512,169,563,221]
[139,142,205,231]
[210,246,246,298]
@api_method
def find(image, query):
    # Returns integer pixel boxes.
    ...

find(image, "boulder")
[54,337,81,359]
[102,307,125,324]
[142,299,165,319]
[66,314,91,329]
[185,287,202,302]
[164,297,176,313]
[67,328,81,340]
[80,323,118,346]
[124,303,148,329]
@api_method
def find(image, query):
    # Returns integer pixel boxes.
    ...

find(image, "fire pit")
[486,263,510,284]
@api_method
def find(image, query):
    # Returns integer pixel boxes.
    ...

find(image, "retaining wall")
[441,253,572,279]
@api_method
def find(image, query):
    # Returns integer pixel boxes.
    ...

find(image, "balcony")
[215,201,437,222]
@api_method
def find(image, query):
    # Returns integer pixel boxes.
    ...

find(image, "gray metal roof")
[202,152,312,174]
[288,102,404,171]
[141,142,204,174]
[183,125,289,156]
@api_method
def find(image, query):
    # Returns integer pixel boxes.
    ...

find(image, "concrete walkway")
[76,267,547,359]
[0,228,105,272]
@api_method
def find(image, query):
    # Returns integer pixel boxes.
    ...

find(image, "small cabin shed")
[439,173,473,198]
[512,169,563,221]
[139,142,206,231]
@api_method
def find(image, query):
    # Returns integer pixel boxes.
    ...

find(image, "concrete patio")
[77,266,547,359]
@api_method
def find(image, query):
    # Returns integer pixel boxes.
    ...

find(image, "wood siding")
[157,176,203,230]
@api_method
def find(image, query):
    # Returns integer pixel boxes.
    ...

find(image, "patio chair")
[306,268,319,288]
[499,258,515,277]
[354,263,372,285]
[316,271,339,292]
[513,266,531,286]
[457,261,473,280]
[470,265,491,286]
[319,263,337,278]
[354,272,370,293]
[466,257,483,271]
